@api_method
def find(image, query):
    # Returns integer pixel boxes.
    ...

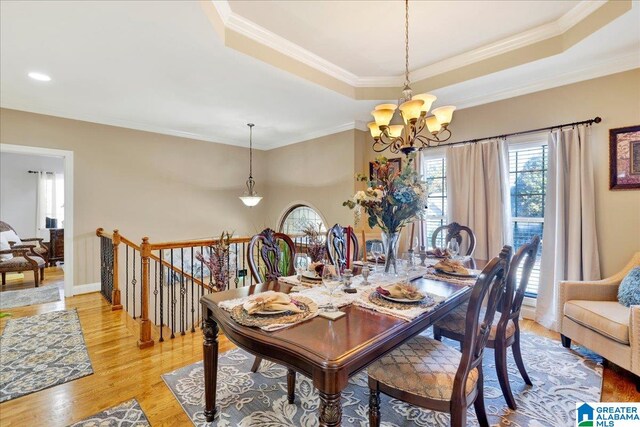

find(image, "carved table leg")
[287,368,296,404]
[368,385,381,427]
[318,390,342,427]
[202,313,219,422]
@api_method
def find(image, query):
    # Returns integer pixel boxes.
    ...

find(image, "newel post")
[111,229,123,311]
[138,237,154,349]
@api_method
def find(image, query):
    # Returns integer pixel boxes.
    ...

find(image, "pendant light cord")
[404,0,410,88]
[247,123,254,179]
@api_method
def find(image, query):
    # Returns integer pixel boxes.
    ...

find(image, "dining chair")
[431,222,476,256]
[246,228,297,403]
[433,235,540,410]
[247,228,295,283]
[325,224,359,270]
[367,246,512,427]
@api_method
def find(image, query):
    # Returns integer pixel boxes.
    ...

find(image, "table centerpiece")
[343,155,427,274]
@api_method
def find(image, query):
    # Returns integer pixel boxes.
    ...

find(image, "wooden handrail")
[148,236,251,250]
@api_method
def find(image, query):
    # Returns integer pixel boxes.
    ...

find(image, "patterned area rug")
[0,286,61,309]
[0,309,93,402]
[68,399,150,427]
[163,332,602,427]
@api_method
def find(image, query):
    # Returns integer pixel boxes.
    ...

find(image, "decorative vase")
[381,231,400,274]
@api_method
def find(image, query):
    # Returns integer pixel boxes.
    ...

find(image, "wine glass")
[402,251,415,272]
[399,256,411,284]
[322,264,341,312]
[447,239,460,259]
[294,253,309,281]
[371,242,383,273]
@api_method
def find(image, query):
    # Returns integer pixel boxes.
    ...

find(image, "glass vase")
[381,231,400,274]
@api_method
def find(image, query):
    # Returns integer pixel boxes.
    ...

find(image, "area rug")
[68,399,150,427]
[0,309,93,402]
[162,332,602,427]
[0,286,61,310]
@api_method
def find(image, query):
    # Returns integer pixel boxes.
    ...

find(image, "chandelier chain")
[404,0,410,87]
[248,123,254,178]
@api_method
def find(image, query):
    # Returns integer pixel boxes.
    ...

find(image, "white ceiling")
[1,1,638,150]
[228,0,581,77]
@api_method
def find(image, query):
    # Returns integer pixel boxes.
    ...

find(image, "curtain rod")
[443,116,602,147]
[27,170,55,174]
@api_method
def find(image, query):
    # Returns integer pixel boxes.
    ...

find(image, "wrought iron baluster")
[154,259,158,326]
[159,249,164,342]
[132,250,137,319]
[233,243,239,289]
[180,248,185,335]
[125,245,129,312]
[190,246,195,333]
[199,246,203,327]
[171,248,176,339]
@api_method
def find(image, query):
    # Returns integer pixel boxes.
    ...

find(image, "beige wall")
[363,68,640,277]
[0,109,269,286]
[263,130,358,230]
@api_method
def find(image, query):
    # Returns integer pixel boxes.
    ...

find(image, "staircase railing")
[96,228,313,348]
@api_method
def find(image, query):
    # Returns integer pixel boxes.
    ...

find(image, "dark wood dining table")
[200,261,485,426]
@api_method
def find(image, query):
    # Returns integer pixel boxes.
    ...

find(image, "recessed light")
[28,72,51,82]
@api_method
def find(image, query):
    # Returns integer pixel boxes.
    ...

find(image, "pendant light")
[239,123,262,207]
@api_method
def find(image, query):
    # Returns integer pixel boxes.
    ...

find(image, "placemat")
[353,288,444,322]
[423,267,479,286]
[226,296,318,331]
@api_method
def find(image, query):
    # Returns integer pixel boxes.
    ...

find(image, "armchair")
[558,252,640,388]
[0,247,46,287]
[0,221,49,264]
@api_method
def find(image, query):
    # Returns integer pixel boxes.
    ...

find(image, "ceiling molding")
[204,0,628,98]
[447,51,640,111]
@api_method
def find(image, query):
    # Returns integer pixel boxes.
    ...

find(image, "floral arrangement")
[343,155,427,233]
[196,231,233,292]
[301,223,327,262]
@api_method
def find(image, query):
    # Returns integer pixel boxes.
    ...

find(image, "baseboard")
[521,304,536,320]
[74,282,101,295]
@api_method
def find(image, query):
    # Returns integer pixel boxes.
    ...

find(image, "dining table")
[200,258,485,426]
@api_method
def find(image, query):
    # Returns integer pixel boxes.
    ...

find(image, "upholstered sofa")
[558,252,640,386]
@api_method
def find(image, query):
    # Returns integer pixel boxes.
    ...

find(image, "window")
[422,155,447,248]
[279,205,326,235]
[509,143,547,296]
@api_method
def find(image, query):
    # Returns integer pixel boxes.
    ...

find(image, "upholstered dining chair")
[431,222,476,256]
[325,224,359,271]
[367,246,512,427]
[433,236,540,410]
[246,228,297,403]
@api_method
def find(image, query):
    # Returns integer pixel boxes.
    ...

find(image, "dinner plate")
[435,268,478,278]
[253,309,288,315]
[378,292,426,303]
[302,271,321,280]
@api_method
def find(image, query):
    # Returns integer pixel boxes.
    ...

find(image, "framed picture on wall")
[369,158,401,181]
[609,125,640,190]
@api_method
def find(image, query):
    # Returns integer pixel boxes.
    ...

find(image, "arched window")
[279,204,327,235]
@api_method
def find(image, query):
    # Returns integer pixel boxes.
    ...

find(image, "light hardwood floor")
[0,269,638,426]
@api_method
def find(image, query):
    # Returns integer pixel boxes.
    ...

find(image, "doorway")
[0,144,74,297]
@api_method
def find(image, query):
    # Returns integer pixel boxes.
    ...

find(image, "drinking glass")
[322,264,341,312]
[361,265,370,285]
[371,242,383,273]
[447,239,460,259]
[403,251,415,272]
[294,253,309,281]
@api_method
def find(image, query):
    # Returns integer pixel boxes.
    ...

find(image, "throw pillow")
[0,230,22,246]
[618,266,640,307]
[0,233,13,261]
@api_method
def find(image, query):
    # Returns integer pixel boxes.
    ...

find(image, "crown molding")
[209,0,613,89]
[448,51,639,111]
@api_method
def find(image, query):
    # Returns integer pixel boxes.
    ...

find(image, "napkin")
[434,259,469,275]
[376,284,423,300]
[242,291,302,314]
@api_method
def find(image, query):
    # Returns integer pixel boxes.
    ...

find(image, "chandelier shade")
[369,0,456,155]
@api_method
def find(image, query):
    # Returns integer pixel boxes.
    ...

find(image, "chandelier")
[369,0,455,155]
[239,123,263,207]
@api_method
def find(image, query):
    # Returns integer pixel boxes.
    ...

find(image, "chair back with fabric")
[325,224,359,270]
[456,246,511,392]
[247,228,295,283]
[431,222,476,256]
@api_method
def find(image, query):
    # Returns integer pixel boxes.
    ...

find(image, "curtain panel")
[445,139,512,261]
[536,125,601,331]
